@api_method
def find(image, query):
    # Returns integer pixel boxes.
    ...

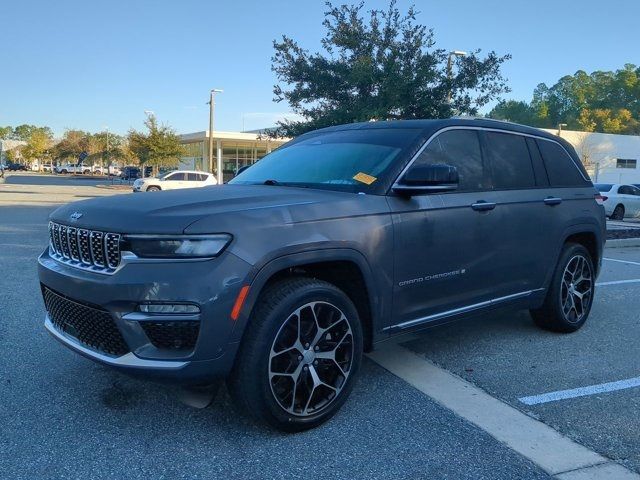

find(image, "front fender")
[229,245,386,345]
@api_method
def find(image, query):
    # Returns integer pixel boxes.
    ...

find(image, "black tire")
[227,277,363,432]
[60,169,68,174]
[530,243,595,333]
[146,186,161,192]
[611,204,625,220]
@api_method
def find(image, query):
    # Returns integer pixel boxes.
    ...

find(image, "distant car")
[42,164,53,172]
[120,166,141,180]
[132,170,217,192]
[7,162,28,171]
[594,183,640,220]
[55,164,93,174]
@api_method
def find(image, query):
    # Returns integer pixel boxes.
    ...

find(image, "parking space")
[2,178,639,478]
[1,191,553,480]
[403,249,640,473]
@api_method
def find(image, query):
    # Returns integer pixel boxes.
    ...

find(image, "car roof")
[308,117,561,142]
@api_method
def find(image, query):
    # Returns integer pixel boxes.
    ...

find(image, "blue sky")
[1,0,638,137]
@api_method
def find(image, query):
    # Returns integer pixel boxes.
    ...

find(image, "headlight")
[123,234,232,258]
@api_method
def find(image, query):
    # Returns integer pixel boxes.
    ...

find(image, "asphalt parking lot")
[1,174,639,479]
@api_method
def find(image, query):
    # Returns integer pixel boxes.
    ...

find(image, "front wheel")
[146,186,161,192]
[228,277,363,432]
[530,243,595,332]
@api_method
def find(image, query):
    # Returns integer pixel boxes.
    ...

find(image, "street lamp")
[558,123,568,136]
[207,88,223,180]
[447,50,467,105]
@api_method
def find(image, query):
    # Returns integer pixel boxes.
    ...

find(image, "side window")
[413,129,486,191]
[536,140,588,187]
[187,173,199,181]
[485,132,535,189]
[169,172,186,181]
[618,185,633,195]
[199,173,208,181]
[525,137,549,186]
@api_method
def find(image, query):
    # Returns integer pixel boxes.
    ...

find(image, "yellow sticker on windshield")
[353,172,377,185]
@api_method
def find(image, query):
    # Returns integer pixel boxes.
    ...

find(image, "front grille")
[43,287,129,356]
[48,222,121,273]
[141,321,200,351]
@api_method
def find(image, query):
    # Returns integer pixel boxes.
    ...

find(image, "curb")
[605,238,640,249]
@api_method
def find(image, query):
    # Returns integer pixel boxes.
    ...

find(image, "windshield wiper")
[263,179,281,186]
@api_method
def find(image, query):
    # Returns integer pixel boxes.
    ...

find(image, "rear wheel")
[611,204,625,220]
[530,243,594,332]
[146,186,161,192]
[228,277,363,432]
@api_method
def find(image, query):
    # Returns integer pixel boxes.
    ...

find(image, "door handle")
[544,197,563,206]
[471,201,496,211]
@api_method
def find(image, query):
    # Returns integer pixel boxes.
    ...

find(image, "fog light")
[138,304,200,314]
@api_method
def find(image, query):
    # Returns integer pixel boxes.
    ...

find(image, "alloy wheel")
[268,301,354,417]
[560,254,593,323]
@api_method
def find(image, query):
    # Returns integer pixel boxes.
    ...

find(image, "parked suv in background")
[38,119,605,431]
[132,170,217,192]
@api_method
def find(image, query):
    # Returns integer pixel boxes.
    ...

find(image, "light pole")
[103,126,109,177]
[446,50,467,105]
[207,88,223,180]
[557,123,568,136]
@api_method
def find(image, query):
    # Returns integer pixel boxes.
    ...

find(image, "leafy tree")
[18,127,54,169]
[127,116,183,175]
[0,126,13,139]
[12,124,53,142]
[271,1,511,136]
[489,64,640,134]
[52,130,91,162]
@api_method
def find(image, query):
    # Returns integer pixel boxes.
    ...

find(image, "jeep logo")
[69,212,83,221]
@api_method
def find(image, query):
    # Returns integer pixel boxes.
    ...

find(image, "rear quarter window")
[536,139,590,187]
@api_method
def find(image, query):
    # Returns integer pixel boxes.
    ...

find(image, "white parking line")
[596,279,640,286]
[604,257,640,266]
[367,344,640,478]
[519,377,640,406]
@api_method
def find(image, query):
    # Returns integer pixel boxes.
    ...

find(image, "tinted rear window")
[595,183,613,192]
[536,139,589,187]
[485,132,535,189]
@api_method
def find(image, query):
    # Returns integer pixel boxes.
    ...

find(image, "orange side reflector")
[230,285,250,321]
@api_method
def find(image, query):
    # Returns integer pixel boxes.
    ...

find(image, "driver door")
[163,172,186,190]
[387,128,503,328]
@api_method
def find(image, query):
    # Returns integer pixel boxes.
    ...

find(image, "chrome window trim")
[390,125,589,192]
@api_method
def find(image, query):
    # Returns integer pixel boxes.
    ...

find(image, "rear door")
[480,130,556,296]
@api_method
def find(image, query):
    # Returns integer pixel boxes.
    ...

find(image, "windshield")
[595,183,613,192]
[229,128,422,192]
[157,171,174,179]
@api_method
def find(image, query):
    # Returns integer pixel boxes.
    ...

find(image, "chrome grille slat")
[48,222,121,274]
[78,229,92,264]
[90,231,106,267]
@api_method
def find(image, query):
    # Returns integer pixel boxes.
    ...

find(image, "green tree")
[52,130,91,163]
[271,1,511,137]
[0,126,13,139]
[12,124,53,141]
[489,64,640,134]
[127,116,183,175]
[19,127,54,169]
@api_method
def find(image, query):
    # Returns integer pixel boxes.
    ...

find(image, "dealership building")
[179,130,289,183]
[542,129,640,184]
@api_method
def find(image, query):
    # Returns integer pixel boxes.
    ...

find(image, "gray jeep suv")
[38,118,605,431]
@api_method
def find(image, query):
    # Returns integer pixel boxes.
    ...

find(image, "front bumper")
[38,247,252,384]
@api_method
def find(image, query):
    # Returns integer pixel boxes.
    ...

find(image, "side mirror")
[393,164,459,196]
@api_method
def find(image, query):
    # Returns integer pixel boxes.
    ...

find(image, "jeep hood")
[49,185,374,234]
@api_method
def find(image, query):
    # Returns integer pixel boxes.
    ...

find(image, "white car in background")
[132,170,217,192]
[595,183,640,220]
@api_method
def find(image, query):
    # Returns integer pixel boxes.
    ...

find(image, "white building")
[542,129,640,184]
